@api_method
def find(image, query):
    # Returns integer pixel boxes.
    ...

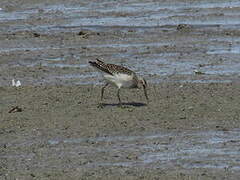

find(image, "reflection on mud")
[6,129,240,171]
[2,1,240,26]
[1,0,240,86]
[49,130,240,170]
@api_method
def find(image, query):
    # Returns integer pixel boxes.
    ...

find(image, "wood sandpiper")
[89,58,148,106]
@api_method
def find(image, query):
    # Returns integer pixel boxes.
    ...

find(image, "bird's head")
[138,77,149,102]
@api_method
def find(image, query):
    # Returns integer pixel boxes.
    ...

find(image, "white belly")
[104,73,135,88]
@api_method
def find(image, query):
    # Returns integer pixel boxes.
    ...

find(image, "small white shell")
[16,80,21,87]
[12,79,21,87]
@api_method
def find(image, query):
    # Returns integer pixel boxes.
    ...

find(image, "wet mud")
[0,0,240,86]
[1,83,240,179]
[1,0,240,179]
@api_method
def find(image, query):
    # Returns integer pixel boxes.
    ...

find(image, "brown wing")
[106,63,134,75]
[89,58,134,76]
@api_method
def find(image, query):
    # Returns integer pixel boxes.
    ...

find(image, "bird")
[89,58,148,106]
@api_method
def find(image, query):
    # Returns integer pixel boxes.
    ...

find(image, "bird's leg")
[117,88,122,107]
[143,85,149,104]
[101,83,109,101]
[98,83,109,108]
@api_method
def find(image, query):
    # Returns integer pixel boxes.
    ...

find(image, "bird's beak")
[143,84,149,103]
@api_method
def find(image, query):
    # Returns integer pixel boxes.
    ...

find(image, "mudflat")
[0,0,240,86]
[1,83,240,179]
[1,0,240,179]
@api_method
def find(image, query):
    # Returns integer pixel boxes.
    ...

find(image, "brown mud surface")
[1,0,240,179]
[1,83,240,179]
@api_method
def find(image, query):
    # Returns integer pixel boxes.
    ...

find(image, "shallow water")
[4,129,240,171]
[1,1,240,26]
[0,0,240,86]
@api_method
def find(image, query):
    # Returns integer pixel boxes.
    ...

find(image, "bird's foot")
[97,103,104,108]
[117,103,124,108]
[117,103,129,109]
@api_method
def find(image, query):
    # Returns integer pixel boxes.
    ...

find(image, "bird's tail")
[89,58,112,75]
